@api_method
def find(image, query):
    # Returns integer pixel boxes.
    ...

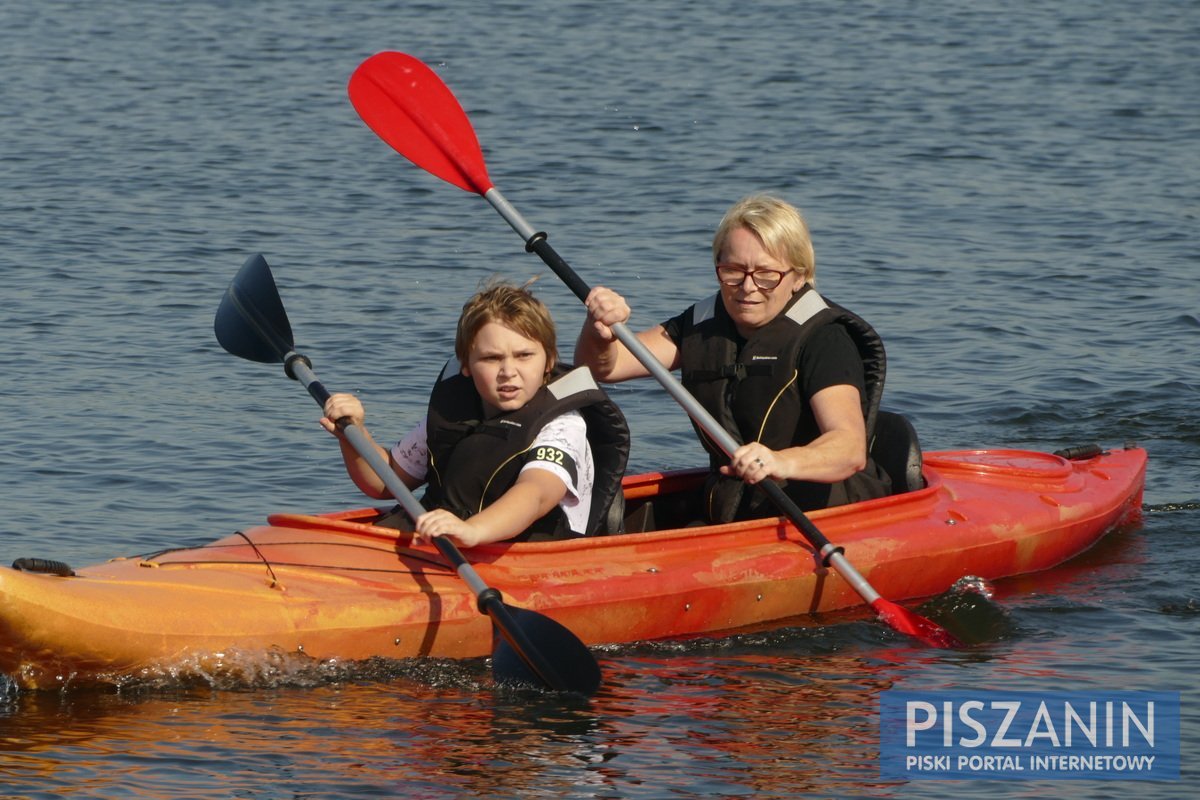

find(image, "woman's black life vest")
[675,286,891,522]
[421,361,630,541]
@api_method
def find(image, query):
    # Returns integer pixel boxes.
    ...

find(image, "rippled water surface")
[2,0,1197,797]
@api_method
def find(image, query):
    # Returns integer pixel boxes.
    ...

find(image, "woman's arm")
[575,286,680,381]
[723,384,868,485]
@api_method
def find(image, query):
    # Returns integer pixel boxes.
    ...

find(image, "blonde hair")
[711,194,816,285]
[455,278,558,371]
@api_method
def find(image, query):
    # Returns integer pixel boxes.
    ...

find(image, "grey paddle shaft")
[484,186,883,605]
[285,353,491,597]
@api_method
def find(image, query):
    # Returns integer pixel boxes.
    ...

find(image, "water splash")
[918,576,1019,645]
[4,650,490,696]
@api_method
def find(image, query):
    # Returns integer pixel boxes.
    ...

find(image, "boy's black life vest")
[675,286,890,522]
[421,361,630,541]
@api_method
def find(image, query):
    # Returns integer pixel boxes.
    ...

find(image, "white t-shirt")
[391,410,595,534]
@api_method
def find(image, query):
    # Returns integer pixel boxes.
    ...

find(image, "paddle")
[214,253,603,694]
[348,51,962,648]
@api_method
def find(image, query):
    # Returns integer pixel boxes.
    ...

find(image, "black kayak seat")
[870,410,925,495]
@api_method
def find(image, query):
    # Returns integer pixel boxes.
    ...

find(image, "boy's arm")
[333,430,422,499]
[414,469,568,547]
[321,394,426,500]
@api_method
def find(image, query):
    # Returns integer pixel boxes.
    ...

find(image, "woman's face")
[716,226,803,336]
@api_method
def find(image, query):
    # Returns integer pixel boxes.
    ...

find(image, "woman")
[575,194,890,522]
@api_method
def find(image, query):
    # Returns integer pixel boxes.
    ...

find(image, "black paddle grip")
[284,352,313,382]
[1052,444,1104,461]
[476,586,503,615]
[760,480,834,550]
[12,557,75,577]
[525,235,593,303]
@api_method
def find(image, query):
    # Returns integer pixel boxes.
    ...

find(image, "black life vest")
[676,286,890,521]
[422,361,630,541]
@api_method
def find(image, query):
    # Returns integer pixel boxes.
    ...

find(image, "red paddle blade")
[348,51,493,195]
[871,598,964,649]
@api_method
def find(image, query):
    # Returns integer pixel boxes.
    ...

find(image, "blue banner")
[879,690,1180,780]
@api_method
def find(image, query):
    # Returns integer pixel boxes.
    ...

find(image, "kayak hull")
[0,446,1146,687]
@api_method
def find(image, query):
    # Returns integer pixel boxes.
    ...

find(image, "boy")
[322,280,628,546]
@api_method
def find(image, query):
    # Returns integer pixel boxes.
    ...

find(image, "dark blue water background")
[1,1,1197,797]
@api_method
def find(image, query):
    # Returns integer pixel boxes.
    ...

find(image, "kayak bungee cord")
[132,536,457,578]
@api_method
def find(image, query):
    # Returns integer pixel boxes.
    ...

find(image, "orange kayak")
[0,445,1146,688]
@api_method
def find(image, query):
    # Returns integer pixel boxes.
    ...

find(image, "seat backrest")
[576,389,631,536]
[869,410,925,494]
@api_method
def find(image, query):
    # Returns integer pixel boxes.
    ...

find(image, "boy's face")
[463,321,550,415]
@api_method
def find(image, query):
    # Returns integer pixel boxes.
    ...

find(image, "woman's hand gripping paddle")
[348,51,962,648]
[214,253,603,694]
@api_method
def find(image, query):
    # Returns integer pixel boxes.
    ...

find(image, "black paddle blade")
[214,254,295,364]
[492,606,602,697]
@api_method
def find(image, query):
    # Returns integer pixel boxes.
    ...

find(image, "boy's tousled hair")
[455,278,558,372]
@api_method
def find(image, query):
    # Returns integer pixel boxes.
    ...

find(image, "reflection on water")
[2,647,925,799]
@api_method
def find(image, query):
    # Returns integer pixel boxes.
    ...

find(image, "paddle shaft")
[284,352,574,690]
[485,187,880,603]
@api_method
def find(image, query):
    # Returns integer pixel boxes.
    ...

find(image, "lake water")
[1,0,1197,797]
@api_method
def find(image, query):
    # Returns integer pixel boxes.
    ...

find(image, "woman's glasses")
[714,263,789,290]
